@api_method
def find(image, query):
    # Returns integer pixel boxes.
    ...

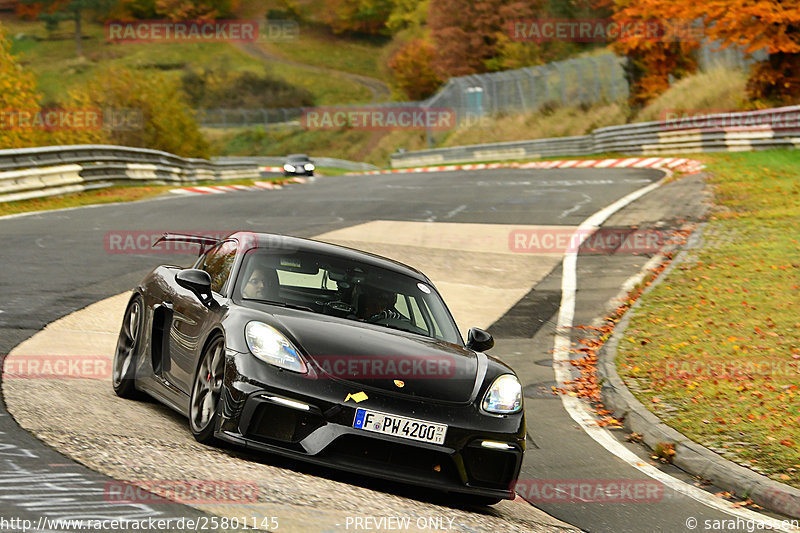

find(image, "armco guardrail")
[0,146,377,203]
[391,106,800,167]
[0,145,259,203]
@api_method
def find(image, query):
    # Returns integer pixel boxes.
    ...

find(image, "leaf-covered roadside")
[617,150,800,488]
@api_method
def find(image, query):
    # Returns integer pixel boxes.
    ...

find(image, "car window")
[199,240,238,294]
[277,268,337,289]
[406,295,429,332]
[235,249,462,345]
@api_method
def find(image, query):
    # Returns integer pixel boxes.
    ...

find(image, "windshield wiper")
[247,299,316,313]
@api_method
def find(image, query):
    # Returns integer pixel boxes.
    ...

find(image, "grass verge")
[0,184,171,216]
[616,150,800,488]
[264,27,391,84]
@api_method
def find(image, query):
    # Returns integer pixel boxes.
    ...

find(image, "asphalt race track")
[0,168,782,532]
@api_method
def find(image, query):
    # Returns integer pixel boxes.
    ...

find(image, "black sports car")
[112,232,525,504]
[283,154,315,176]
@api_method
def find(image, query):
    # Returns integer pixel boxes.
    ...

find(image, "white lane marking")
[552,174,793,530]
[445,205,467,219]
[559,193,593,219]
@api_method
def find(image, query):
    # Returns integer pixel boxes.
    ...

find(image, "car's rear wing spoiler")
[153,233,221,256]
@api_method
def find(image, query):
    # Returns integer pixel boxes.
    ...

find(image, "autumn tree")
[428,0,543,77]
[0,23,43,148]
[386,0,429,34]
[610,0,699,107]
[388,38,442,99]
[154,0,237,20]
[0,23,103,148]
[321,0,394,35]
[682,1,800,104]
[609,0,799,106]
[114,0,237,20]
[70,67,209,157]
[21,0,115,56]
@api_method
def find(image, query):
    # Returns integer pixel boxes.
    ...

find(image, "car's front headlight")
[283,163,295,172]
[304,163,315,171]
[245,322,307,373]
[481,374,522,414]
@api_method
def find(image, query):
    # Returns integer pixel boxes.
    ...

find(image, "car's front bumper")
[283,168,314,176]
[217,349,525,500]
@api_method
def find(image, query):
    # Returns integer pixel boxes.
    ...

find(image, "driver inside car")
[359,287,403,322]
[242,264,279,300]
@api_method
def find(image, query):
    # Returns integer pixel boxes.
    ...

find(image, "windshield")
[234,249,462,345]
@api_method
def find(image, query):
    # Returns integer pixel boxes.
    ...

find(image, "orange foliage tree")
[153,0,238,20]
[0,23,43,148]
[610,0,700,107]
[321,0,394,35]
[682,0,800,104]
[388,38,442,100]
[610,0,800,106]
[0,23,104,148]
[428,0,542,77]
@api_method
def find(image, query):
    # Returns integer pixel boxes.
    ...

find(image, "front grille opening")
[246,402,323,446]
[326,435,459,483]
[463,447,519,489]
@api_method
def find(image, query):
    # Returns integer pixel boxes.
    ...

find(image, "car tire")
[189,334,225,444]
[112,294,144,399]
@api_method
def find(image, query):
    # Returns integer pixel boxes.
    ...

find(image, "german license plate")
[353,408,447,445]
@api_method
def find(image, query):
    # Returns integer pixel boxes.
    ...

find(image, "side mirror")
[176,269,213,305]
[466,327,494,352]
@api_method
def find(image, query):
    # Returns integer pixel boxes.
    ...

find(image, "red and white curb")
[169,157,705,195]
[169,177,308,196]
[346,157,705,176]
[169,184,260,195]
